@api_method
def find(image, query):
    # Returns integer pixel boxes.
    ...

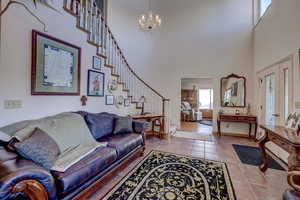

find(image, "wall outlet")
[4,100,22,109]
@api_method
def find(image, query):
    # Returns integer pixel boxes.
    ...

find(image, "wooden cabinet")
[217,114,258,138]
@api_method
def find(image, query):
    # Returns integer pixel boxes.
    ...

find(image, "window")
[260,0,272,17]
[199,89,213,109]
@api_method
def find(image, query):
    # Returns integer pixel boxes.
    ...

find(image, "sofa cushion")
[51,146,117,195]
[100,133,143,157]
[85,113,115,140]
[113,117,133,135]
[14,128,60,170]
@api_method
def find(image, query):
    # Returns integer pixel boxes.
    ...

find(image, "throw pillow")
[113,117,133,135]
[85,113,115,140]
[14,128,60,170]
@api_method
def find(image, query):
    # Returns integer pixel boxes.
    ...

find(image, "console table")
[217,114,257,138]
[131,114,165,138]
[259,125,300,172]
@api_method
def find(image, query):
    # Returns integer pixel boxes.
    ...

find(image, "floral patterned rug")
[103,151,236,200]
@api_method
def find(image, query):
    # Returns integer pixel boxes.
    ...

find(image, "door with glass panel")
[257,58,293,127]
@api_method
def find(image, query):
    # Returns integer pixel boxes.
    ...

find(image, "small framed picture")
[87,70,105,97]
[106,95,115,105]
[93,56,102,70]
[124,98,130,107]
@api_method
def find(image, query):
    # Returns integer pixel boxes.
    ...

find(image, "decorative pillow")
[13,128,60,170]
[85,113,115,140]
[113,117,133,135]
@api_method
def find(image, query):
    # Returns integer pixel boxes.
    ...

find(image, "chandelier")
[138,0,162,31]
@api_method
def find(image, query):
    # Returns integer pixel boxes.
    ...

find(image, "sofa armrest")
[0,149,57,200]
[132,120,146,134]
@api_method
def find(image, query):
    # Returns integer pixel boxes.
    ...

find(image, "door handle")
[272,114,280,117]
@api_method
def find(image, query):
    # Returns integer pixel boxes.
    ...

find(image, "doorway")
[257,57,293,127]
[257,56,293,163]
[180,78,214,135]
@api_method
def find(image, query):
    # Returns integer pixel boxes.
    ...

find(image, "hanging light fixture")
[138,0,162,31]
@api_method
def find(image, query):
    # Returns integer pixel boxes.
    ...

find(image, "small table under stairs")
[217,114,258,139]
[131,114,166,139]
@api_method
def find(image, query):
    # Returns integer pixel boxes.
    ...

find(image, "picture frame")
[106,95,115,105]
[87,70,105,97]
[124,98,130,107]
[31,30,81,95]
[93,56,102,71]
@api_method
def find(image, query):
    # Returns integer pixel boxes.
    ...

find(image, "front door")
[257,57,293,127]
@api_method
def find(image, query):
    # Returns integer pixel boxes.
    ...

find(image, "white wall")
[108,0,254,133]
[0,0,136,127]
[181,78,214,90]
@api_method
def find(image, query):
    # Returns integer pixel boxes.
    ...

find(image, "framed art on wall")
[87,70,105,97]
[106,95,115,105]
[93,56,102,70]
[31,30,81,95]
[124,98,130,107]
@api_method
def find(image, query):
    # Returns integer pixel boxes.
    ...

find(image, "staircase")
[63,0,170,135]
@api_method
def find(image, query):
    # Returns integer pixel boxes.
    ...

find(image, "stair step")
[63,7,77,17]
[87,40,101,48]
[131,101,138,104]
[104,64,114,68]
[111,73,119,77]
[96,53,107,59]
[117,81,125,85]
[136,107,142,109]
[123,89,129,92]
[76,25,90,34]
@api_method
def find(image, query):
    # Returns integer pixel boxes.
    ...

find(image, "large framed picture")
[31,30,81,95]
[87,70,105,97]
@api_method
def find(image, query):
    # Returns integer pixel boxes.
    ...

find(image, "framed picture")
[93,56,102,70]
[87,70,105,97]
[124,98,130,107]
[106,95,115,105]
[31,30,81,95]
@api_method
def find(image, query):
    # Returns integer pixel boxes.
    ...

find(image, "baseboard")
[212,131,250,138]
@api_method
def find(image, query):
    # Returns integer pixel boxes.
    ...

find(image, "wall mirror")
[220,74,246,107]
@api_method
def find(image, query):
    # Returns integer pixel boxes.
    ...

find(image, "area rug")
[232,144,285,171]
[198,120,213,126]
[173,130,213,142]
[103,151,236,200]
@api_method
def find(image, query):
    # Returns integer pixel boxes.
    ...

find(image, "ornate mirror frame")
[220,73,246,108]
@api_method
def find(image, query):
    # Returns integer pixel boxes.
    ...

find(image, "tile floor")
[89,122,289,200]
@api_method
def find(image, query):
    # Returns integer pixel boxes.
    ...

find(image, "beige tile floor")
[89,122,289,200]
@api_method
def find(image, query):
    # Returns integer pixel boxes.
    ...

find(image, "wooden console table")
[259,125,300,172]
[217,114,257,138]
[131,114,165,138]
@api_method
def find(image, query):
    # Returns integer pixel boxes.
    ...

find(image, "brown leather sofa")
[0,112,146,200]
